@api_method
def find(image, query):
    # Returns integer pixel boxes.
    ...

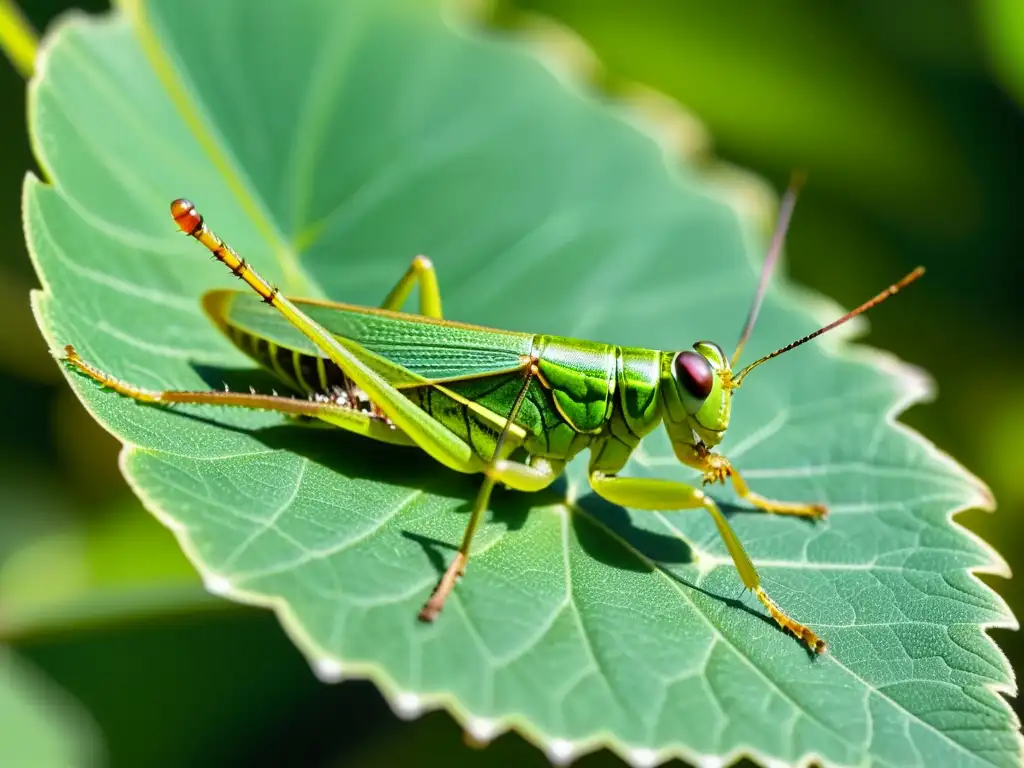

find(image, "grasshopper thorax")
[662,340,732,448]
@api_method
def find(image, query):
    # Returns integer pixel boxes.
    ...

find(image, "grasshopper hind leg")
[167,200,576,622]
[61,345,415,447]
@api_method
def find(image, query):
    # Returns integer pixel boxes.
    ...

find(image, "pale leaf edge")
[20,2,1021,767]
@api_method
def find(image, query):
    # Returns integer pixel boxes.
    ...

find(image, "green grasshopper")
[63,184,923,653]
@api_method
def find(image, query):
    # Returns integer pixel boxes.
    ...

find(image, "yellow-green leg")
[418,360,565,621]
[62,345,417,446]
[380,255,442,318]
[673,441,827,519]
[69,208,517,478]
[589,471,825,653]
[169,200,486,475]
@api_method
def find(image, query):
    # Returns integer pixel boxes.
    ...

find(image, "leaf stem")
[0,0,36,79]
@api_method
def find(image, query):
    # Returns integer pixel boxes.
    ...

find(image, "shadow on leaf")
[572,490,788,637]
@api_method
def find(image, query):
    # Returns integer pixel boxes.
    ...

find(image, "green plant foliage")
[979,0,1024,109]
[505,0,973,231]
[0,647,103,766]
[0,457,212,640]
[25,0,1018,763]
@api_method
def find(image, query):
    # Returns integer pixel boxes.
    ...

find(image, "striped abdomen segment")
[222,324,374,407]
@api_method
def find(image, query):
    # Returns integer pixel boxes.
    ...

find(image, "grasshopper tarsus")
[418,552,468,623]
[754,586,826,655]
[417,596,444,624]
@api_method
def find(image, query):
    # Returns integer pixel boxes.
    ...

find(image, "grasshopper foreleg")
[588,471,825,653]
[675,441,827,519]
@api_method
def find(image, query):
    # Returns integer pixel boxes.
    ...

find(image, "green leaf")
[0,496,223,641]
[25,0,1019,764]
[505,0,976,233]
[978,0,1024,110]
[0,647,104,766]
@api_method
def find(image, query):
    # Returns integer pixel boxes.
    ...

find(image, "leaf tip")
[465,717,500,745]
[545,738,576,765]
[201,572,232,597]
[311,657,344,684]
[626,746,661,767]
[392,691,425,721]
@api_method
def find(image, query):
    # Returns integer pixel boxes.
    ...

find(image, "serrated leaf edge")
[20,2,1021,767]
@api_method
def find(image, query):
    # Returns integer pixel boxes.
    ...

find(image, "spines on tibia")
[221,325,385,419]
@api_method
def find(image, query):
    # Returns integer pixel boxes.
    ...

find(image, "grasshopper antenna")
[731,171,806,370]
[729,266,925,388]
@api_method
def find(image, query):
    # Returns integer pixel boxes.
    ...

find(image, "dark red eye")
[673,351,714,400]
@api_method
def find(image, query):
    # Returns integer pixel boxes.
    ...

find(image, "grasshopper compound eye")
[673,350,714,401]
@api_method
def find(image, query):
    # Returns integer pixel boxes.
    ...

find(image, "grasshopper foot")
[755,586,826,654]
[418,551,468,622]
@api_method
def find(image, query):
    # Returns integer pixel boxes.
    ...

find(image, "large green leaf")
[25,0,1018,764]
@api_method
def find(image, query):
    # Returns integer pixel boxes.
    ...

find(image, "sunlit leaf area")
[1,0,1020,765]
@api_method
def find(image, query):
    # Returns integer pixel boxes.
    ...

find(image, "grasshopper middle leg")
[380,255,442,318]
[418,361,565,621]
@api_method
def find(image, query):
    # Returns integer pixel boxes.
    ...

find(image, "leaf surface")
[26,0,1019,763]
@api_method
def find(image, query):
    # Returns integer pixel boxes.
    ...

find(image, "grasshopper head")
[659,175,925,457]
[662,341,732,449]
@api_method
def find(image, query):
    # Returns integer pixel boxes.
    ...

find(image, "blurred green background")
[1,0,1021,765]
